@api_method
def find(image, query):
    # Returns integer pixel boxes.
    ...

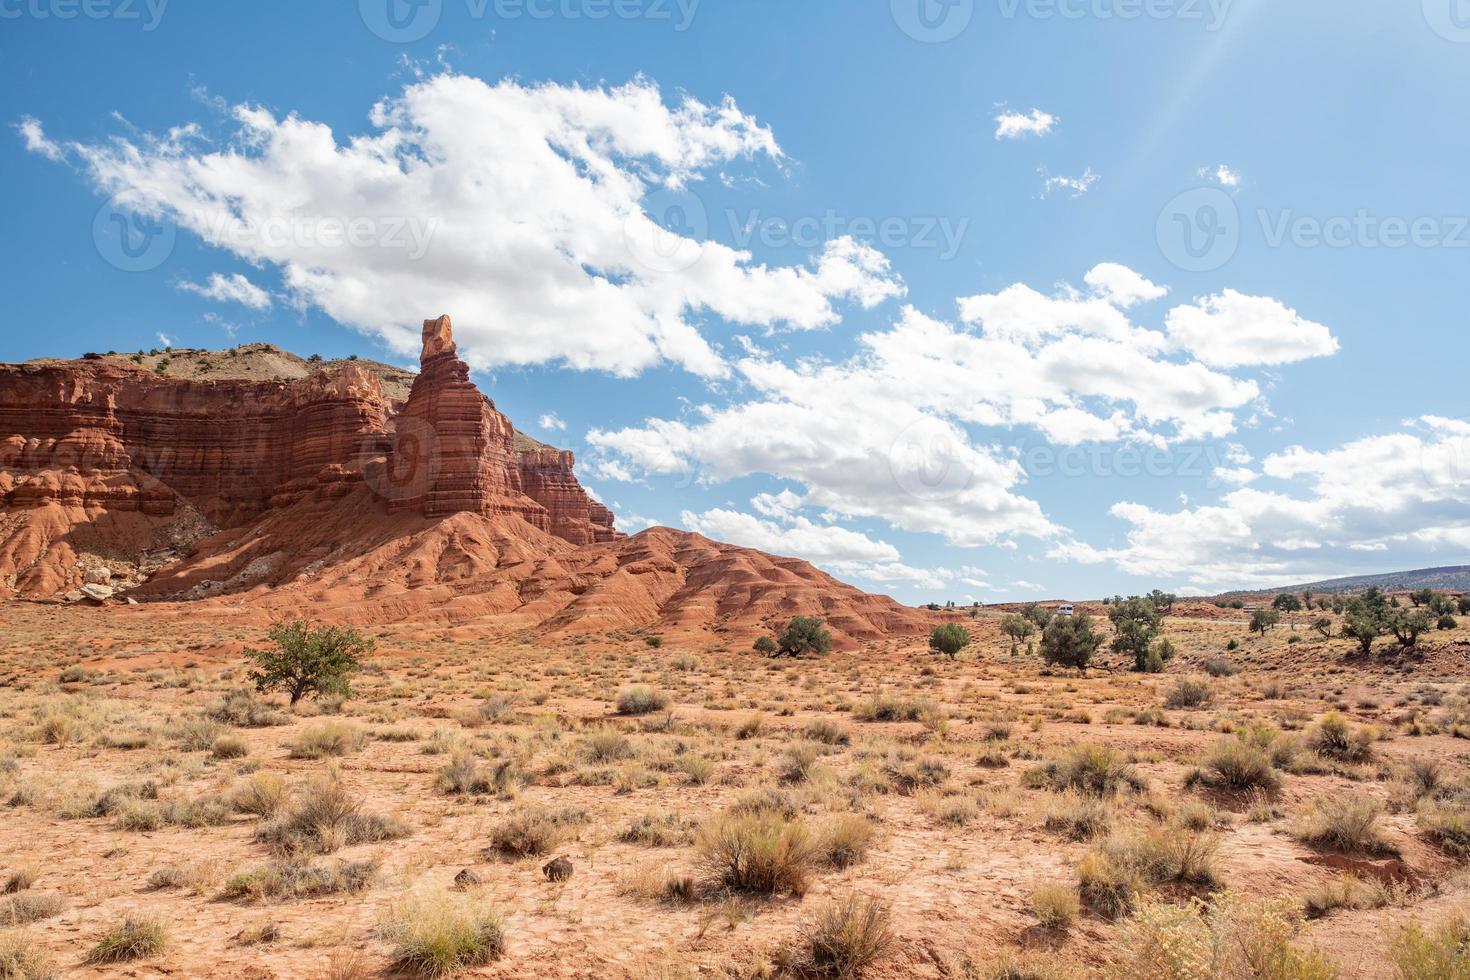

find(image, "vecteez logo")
[0,0,169,30]
[891,0,974,42]
[360,0,442,42]
[1423,0,1470,42]
[622,187,709,275]
[92,194,176,272]
[888,416,977,501]
[1156,187,1240,273]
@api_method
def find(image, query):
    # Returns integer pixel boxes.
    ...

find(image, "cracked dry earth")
[1,601,1468,978]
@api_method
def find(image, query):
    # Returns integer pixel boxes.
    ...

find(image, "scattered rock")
[453,868,482,889]
[542,856,572,882]
[83,567,112,585]
[79,584,115,603]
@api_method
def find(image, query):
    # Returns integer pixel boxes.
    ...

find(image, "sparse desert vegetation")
[1,597,1469,977]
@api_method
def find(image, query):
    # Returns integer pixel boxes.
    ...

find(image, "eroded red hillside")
[1,317,927,645]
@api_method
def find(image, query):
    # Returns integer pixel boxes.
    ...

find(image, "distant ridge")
[1218,565,1470,598]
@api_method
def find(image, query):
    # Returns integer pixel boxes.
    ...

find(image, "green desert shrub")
[1305,712,1374,762]
[1028,744,1144,797]
[1164,677,1215,709]
[1187,736,1282,792]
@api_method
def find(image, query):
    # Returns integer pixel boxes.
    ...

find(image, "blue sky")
[5,0,1470,602]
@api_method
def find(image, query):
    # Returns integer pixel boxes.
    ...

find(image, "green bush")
[247,620,372,705]
[1039,614,1104,670]
[777,617,832,657]
[928,623,970,659]
[1029,744,1143,797]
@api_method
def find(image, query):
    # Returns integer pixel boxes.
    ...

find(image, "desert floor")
[1,601,1468,978]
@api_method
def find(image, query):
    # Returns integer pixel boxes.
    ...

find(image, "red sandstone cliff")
[0,316,618,595]
[0,316,927,645]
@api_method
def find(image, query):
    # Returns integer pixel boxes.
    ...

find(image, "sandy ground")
[0,601,1467,978]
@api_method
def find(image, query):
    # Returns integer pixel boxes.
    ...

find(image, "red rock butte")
[0,316,928,646]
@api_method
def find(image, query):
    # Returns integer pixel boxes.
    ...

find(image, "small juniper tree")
[1249,608,1280,636]
[1272,593,1303,613]
[1108,596,1163,671]
[999,614,1035,656]
[928,623,970,659]
[776,616,832,658]
[1388,608,1434,650]
[1039,614,1103,672]
[1020,602,1053,629]
[1338,588,1391,655]
[752,635,778,656]
[1147,589,1178,614]
[247,620,372,705]
[1312,616,1334,640]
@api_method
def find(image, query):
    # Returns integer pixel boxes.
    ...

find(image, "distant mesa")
[0,315,927,646]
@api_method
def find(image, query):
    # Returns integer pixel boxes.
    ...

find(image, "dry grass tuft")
[616,686,670,716]
[0,928,55,980]
[255,773,409,854]
[1292,794,1394,856]
[87,914,168,964]
[695,805,819,896]
[1388,914,1470,979]
[777,893,895,978]
[383,891,506,977]
[287,722,365,759]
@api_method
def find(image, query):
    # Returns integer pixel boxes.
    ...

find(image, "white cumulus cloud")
[1070,416,1470,589]
[178,272,272,310]
[994,107,1056,140]
[1041,168,1099,198]
[27,73,903,379]
[590,265,1316,549]
[1165,290,1339,368]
